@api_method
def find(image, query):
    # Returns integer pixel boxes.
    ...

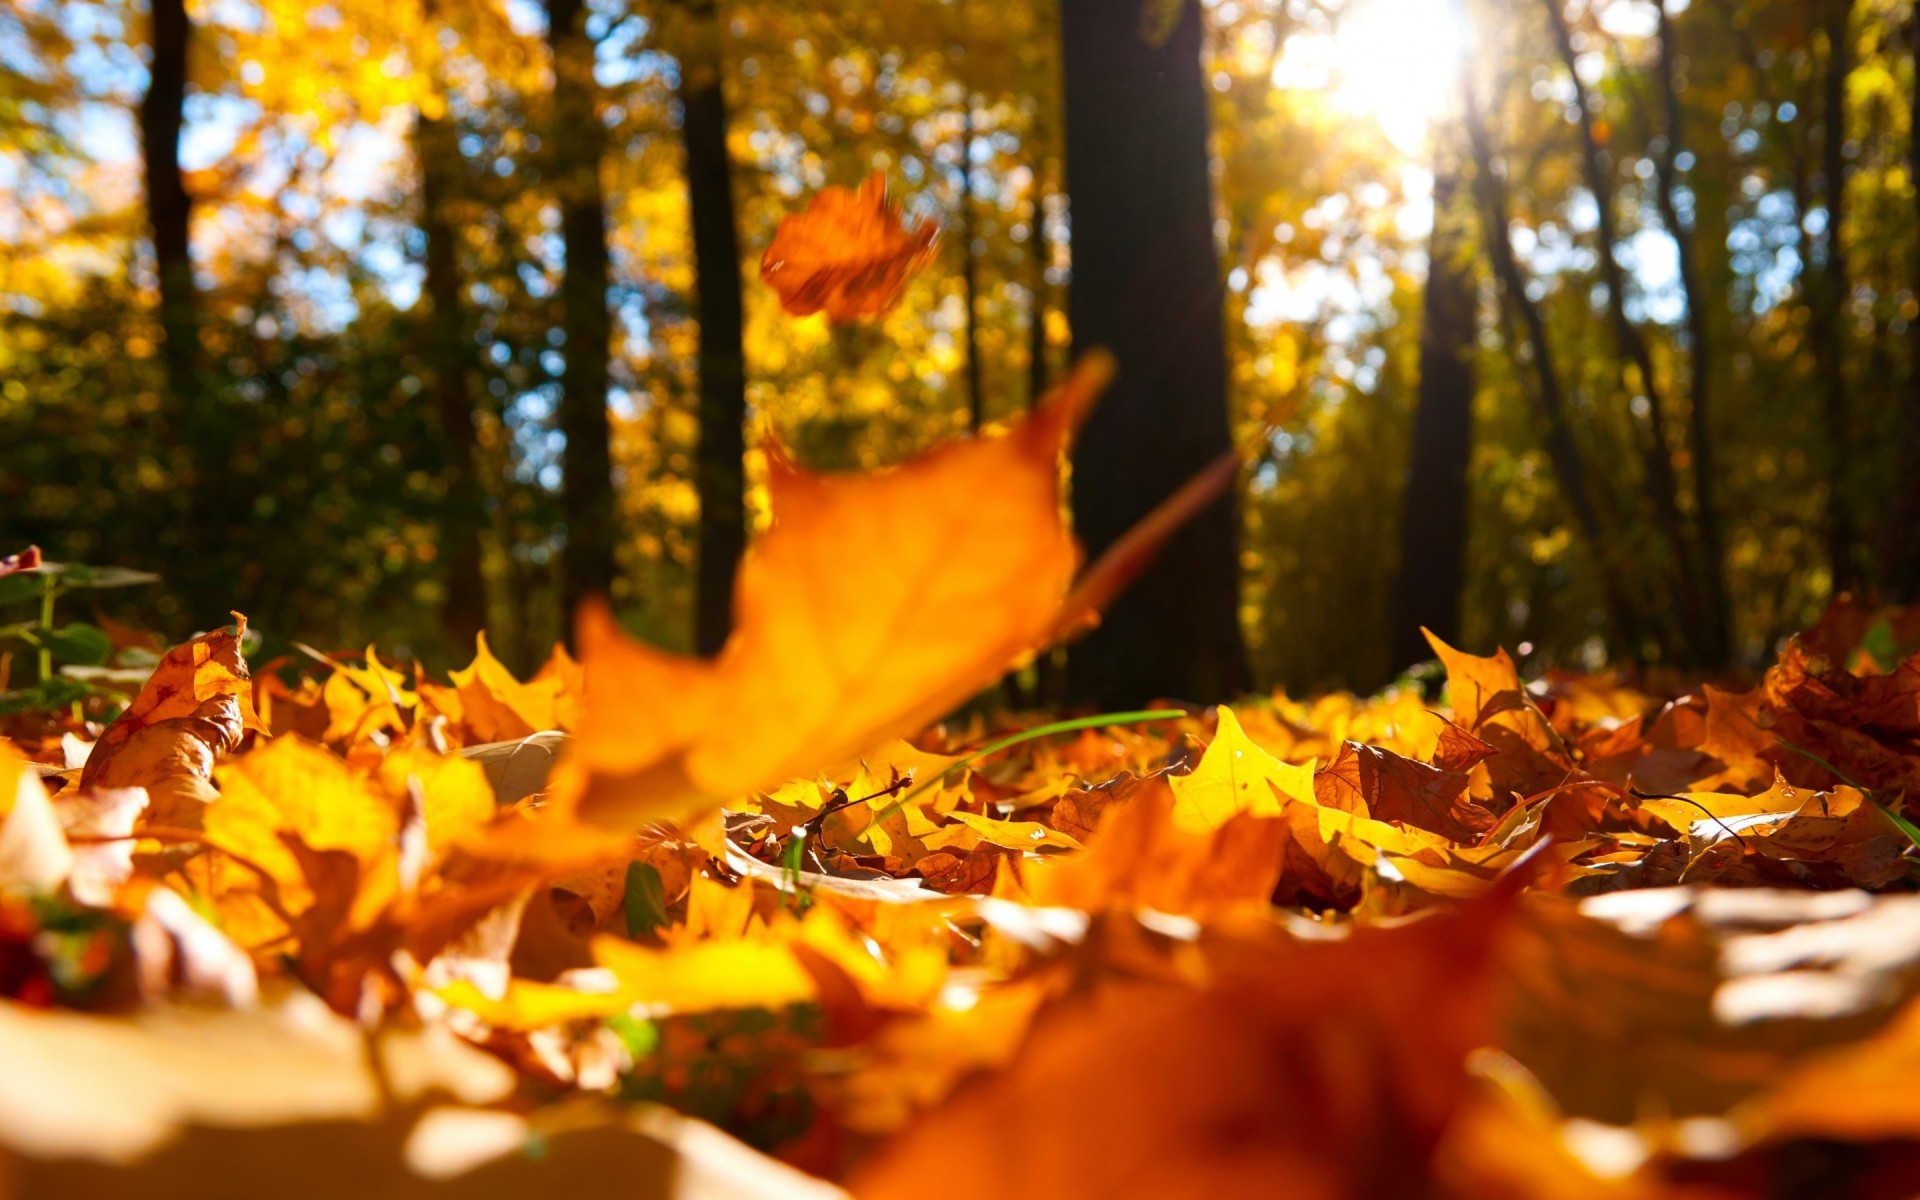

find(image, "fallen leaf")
[78,616,261,827]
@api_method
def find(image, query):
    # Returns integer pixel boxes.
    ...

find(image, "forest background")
[3,0,1916,700]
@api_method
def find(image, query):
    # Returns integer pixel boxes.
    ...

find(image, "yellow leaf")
[204,737,399,925]
[1168,706,1316,833]
[449,633,574,744]
[375,746,495,858]
[932,811,1081,853]
[594,935,817,1014]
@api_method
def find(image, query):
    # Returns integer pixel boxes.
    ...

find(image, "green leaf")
[44,622,111,667]
[1860,619,1898,673]
[623,862,669,938]
[0,574,47,606]
[606,1012,659,1060]
[0,677,94,716]
[49,563,161,590]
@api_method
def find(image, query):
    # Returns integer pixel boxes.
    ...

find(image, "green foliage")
[0,556,160,716]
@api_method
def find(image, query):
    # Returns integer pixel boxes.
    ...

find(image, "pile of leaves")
[5,383,1920,1198]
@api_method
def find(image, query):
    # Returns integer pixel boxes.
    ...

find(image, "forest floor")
[5,402,1920,1196]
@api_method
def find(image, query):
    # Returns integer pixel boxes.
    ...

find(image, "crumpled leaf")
[1314,738,1494,843]
[78,616,261,827]
[759,171,939,322]
[1426,629,1574,801]
[545,355,1110,845]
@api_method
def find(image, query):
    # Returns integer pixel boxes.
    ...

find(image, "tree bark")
[678,0,748,657]
[1814,0,1859,592]
[1059,0,1249,706]
[1891,7,1920,603]
[140,0,197,408]
[1390,124,1477,673]
[415,107,489,650]
[547,0,619,619]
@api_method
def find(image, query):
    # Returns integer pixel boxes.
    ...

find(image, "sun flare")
[1274,0,1469,153]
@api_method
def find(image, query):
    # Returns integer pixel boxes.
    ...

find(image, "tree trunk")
[1059,0,1249,706]
[1815,0,1859,593]
[1462,68,1651,657]
[415,107,489,650]
[679,0,748,658]
[1027,181,1053,412]
[959,91,985,430]
[1653,0,1730,664]
[1891,7,1920,603]
[547,0,619,619]
[1542,0,1706,657]
[140,0,196,408]
[1389,125,1476,673]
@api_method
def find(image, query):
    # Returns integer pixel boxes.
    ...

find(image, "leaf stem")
[867,707,1185,824]
[37,575,55,684]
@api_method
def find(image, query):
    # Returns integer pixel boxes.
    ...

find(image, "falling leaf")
[760,171,939,322]
[544,355,1110,844]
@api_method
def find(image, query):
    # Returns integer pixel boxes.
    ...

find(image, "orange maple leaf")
[502,354,1110,851]
[760,171,939,323]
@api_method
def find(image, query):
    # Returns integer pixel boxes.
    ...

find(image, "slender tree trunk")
[678,0,748,657]
[1027,182,1053,412]
[1653,1,1729,663]
[1059,0,1249,706]
[959,91,985,430]
[140,0,196,407]
[547,0,618,618]
[1389,124,1476,673]
[1462,71,1650,656]
[1814,0,1859,592]
[415,106,489,650]
[1892,8,1920,603]
[1027,175,1065,708]
[1543,0,1705,655]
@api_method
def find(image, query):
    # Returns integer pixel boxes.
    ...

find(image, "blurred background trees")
[2,0,1917,700]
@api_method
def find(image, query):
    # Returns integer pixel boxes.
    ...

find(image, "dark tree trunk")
[1653,1,1730,664]
[416,108,489,649]
[1058,0,1249,707]
[1390,127,1476,673]
[547,0,619,618]
[1892,7,1920,603]
[1814,0,1859,592]
[679,0,748,657]
[140,0,196,407]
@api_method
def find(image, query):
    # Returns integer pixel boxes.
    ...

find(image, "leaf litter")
[5,383,1920,1196]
